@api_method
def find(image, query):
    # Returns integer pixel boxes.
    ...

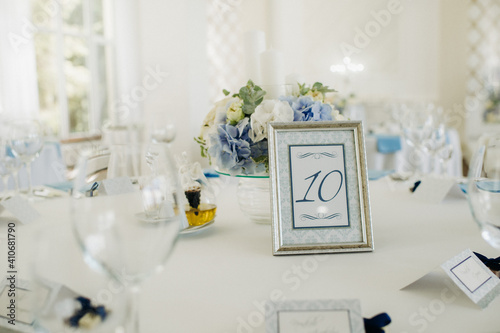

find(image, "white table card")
[99,177,135,196]
[265,299,364,333]
[0,196,40,225]
[441,249,500,309]
[413,176,465,204]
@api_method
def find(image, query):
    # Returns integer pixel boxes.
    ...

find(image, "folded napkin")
[45,181,73,192]
[368,169,394,181]
[376,135,402,154]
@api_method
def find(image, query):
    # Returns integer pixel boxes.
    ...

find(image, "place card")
[412,176,466,204]
[99,177,135,196]
[441,249,500,309]
[265,299,364,333]
[0,196,40,225]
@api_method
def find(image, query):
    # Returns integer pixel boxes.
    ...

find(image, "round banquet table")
[3,177,500,332]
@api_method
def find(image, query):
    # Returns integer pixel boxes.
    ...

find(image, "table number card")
[413,176,465,204]
[268,121,373,255]
[0,196,40,225]
[441,249,500,309]
[265,299,364,333]
[99,177,136,196]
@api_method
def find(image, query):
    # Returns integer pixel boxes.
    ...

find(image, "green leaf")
[239,80,266,115]
[222,89,230,96]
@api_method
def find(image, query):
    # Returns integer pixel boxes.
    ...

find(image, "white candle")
[243,30,266,84]
[260,48,285,87]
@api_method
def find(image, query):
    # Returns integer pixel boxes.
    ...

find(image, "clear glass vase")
[236,177,271,224]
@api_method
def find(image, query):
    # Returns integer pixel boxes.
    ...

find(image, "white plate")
[180,219,215,235]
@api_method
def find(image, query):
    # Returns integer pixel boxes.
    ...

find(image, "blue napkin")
[368,169,394,181]
[203,169,220,178]
[45,180,73,192]
[461,181,500,194]
[376,135,402,154]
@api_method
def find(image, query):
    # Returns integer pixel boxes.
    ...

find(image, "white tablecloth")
[1,179,499,332]
[365,130,463,177]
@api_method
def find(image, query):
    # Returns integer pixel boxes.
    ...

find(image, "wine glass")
[467,133,500,249]
[72,143,187,332]
[0,140,22,198]
[8,119,44,196]
[400,103,438,174]
[28,220,128,333]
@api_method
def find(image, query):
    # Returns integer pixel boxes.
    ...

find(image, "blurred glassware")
[8,119,44,196]
[72,143,186,332]
[0,141,22,198]
[467,133,500,249]
[29,221,127,333]
[150,122,176,144]
[400,102,438,175]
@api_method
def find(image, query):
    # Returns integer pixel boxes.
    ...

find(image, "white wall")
[135,0,468,159]
[137,0,209,161]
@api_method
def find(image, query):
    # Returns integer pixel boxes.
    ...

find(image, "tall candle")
[243,30,266,84]
[260,48,285,87]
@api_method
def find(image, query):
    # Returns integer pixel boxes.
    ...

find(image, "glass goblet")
[72,143,187,332]
[467,133,500,249]
[8,119,44,196]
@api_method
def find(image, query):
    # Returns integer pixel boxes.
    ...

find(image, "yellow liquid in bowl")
[185,203,216,226]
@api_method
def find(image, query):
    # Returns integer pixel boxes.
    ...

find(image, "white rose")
[200,96,240,140]
[331,109,346,121]
[250,100,294,142]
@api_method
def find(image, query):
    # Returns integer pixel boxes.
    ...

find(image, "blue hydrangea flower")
[310,101,333,121]
[291,96,315,121]
[208,118,263,174]
[279,95,297,107]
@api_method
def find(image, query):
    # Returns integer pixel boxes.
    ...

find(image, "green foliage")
[239,80,266,115]
[297,82,337,96]
[222,89,230,96]
[194,136,208,159]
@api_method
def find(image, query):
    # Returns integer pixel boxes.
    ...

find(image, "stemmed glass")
[467,133,500,249]
[8,119,44,196]
[0,140,22,198]
[71,143,187,332]
[400,103,438,175]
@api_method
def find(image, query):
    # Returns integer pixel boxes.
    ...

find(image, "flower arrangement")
[195,81,345,175]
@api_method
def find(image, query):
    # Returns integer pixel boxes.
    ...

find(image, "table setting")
[0,80,499,333]
[1,9,500,333]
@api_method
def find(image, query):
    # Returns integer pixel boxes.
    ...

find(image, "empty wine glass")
[8,119,44,196]
[72,143,187,332]
[0,140,22,198]
[467,133,500,249]
[400,103,438,174]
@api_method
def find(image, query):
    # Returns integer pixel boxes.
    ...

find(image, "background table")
[2,178,499,332]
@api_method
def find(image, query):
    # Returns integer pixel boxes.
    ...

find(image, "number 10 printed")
[289,144,349,229]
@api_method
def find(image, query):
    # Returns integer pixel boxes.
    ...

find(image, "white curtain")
[0,0,40,119]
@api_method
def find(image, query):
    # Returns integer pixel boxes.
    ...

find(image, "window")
[31,0,114,137]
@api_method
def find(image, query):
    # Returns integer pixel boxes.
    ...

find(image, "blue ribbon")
[90,182,99,197]
[474,252,500,271]
[410,180,421,193]
[68,296,108,327]
[364,313,391,333]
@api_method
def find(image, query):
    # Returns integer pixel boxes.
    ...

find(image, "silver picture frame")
[268,121,373,255]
